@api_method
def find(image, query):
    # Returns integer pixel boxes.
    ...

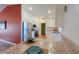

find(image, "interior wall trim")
[0,39,16,45]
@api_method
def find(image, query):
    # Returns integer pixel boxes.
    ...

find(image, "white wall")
[46,19,55,27]
[62,5,79,45]
[45,15,55,27]
[55,5,64,27]
[22,7,38,26]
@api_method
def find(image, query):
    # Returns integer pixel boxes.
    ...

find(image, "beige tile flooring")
[1,38,49,54]
[1,31,79,54]
[47,31,79,54]
[0,39,14,53]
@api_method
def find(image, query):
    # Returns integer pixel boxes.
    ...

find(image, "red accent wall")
[0,5,21,44]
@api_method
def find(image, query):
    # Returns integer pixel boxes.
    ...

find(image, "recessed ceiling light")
[29,7,33,10]
[48,10,51,14]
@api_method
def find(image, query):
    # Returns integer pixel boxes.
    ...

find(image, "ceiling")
[22,4,56,19]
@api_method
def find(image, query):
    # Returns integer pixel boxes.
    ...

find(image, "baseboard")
[60,32,79,46]
[0,39,16,45]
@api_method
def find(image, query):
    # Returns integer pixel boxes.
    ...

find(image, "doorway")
[41,23,46,36]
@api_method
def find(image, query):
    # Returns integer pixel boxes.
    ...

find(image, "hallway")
[0,4,79,54]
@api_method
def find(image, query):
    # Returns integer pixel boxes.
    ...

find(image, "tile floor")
[0,31,79,54]
[0,39,14,53]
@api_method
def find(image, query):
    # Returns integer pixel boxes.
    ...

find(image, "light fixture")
[64,5,67,12]
[29,7,33,10]
[48,10,51,14]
